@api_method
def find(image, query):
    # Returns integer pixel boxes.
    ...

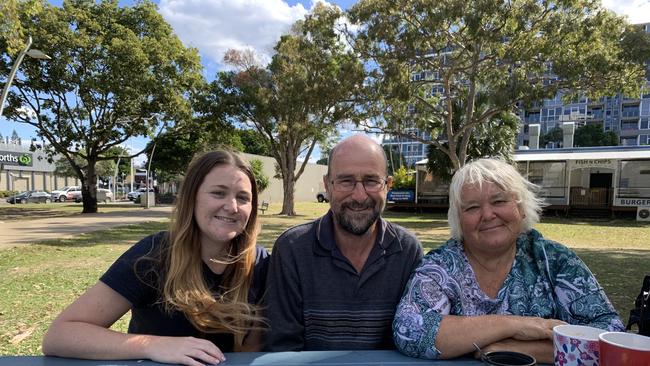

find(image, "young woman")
[43,150,268,366]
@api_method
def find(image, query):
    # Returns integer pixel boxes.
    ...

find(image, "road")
[0,205,172,250]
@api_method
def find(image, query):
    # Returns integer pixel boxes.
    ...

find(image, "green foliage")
[249,159,269,193]
[350,0,650,172]
[215,3,365,215]
[0,190,19,198]
[0,0,204,213]
[54,146,130,181]
[391,166,415,190]
[574,123,619,147]
[238,129,273,157]
[426,94,519,182]
[157,192,176,204]
[147,125,243,183]
[540,127,564,148]
[383,144,408,175]
[0,0,42,54]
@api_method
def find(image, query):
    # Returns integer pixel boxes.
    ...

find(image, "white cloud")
[602,0,650,24]
[158,0,312,68]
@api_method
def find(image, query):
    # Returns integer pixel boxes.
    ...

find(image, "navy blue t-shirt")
[100,231,269,352]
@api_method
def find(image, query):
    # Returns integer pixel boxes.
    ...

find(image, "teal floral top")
[393,229,624,359]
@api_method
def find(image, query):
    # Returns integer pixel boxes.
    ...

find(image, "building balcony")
[619,128,640,136]
[621,114,639,124]
[621,98,641,105]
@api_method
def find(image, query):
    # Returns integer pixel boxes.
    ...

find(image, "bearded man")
[265,134,423,351]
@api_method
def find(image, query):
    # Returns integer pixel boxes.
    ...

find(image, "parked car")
[316,191,329,203]
[51,186,81,202]
[74,188,114,203]
[6,190,52,204]
[69,190,83,202]
[127,187,154,201]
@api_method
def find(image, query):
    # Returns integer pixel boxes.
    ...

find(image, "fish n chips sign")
[0,151,33,167]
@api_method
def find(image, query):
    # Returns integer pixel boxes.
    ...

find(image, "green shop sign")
[0,151,34,167]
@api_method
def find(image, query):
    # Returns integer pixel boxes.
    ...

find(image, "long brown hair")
[162,150,262,347]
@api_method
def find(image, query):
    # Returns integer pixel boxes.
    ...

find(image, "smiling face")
[459,181,524,255]
[194,164,253,250]
[326,136,392,236]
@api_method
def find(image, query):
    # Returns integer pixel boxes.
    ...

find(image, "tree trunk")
[279,159,296,216]
[82,161,98,214]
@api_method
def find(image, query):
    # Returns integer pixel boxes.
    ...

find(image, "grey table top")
[0,350,484,366]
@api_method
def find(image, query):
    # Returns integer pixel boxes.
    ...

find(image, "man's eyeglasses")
[330,177,387,193]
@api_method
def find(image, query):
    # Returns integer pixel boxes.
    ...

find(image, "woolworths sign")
[0,151,33,167]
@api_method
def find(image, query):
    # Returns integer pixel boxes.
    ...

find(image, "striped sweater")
[265,210,423,351]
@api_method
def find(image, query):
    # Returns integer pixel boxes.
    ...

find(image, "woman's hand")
[510,316,566,341]
[143,336,226,366]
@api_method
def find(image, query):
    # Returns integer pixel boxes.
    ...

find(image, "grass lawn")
[1,201,648,355]
[0,202,144,221]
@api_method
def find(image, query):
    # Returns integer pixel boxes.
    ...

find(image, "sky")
[2,0,649,163]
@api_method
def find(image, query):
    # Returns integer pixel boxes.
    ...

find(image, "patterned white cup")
[553,324,604,366]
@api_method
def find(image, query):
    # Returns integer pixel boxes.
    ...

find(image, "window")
[619,160,650,198]
[622,105,640,118]
[641,118,650,130]
[621,136,638,146]
[528,162,566,197]
[641,100,650,116]
[640,134,650,145]
[622,122,638,130]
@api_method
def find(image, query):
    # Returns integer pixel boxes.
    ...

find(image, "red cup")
[599,332,650,366]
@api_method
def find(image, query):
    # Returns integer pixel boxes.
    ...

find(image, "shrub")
[250,159,269,193]
[157,193,176,204]
[391,166,415,190]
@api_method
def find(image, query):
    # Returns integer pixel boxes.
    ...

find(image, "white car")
[74,188,114,203]
[51,186,81,202]
[127,187,154,201]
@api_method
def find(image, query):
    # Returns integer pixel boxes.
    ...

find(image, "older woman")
[43,150,268,366]
[393,158,624,364]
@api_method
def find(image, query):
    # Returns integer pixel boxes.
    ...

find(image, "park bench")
[260,200,269,214]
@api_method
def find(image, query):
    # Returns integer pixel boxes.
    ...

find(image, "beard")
[334,198,381,235]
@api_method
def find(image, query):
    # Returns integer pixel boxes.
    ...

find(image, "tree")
[54,145,129,184]
[382,143,408,175]
[349,0,650,173]
[574,123,619,147]
[215,3,365,215]
[146,125,243,183]
[237,128,273,157]
[1,0,203,213]
[540,127,564,148]
[250,159,269,193]
[0,0,42,54]
[426,93,520,182]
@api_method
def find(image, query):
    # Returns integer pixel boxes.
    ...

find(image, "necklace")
[464,246,515,297]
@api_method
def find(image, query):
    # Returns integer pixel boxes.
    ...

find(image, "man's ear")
[386,176,394,189]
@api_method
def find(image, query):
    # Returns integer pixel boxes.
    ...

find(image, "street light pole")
[0,36,51,118]
[145,142,156,209]
[113,156,121,200]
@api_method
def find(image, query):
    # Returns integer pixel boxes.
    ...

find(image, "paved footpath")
[0,206,172,250]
